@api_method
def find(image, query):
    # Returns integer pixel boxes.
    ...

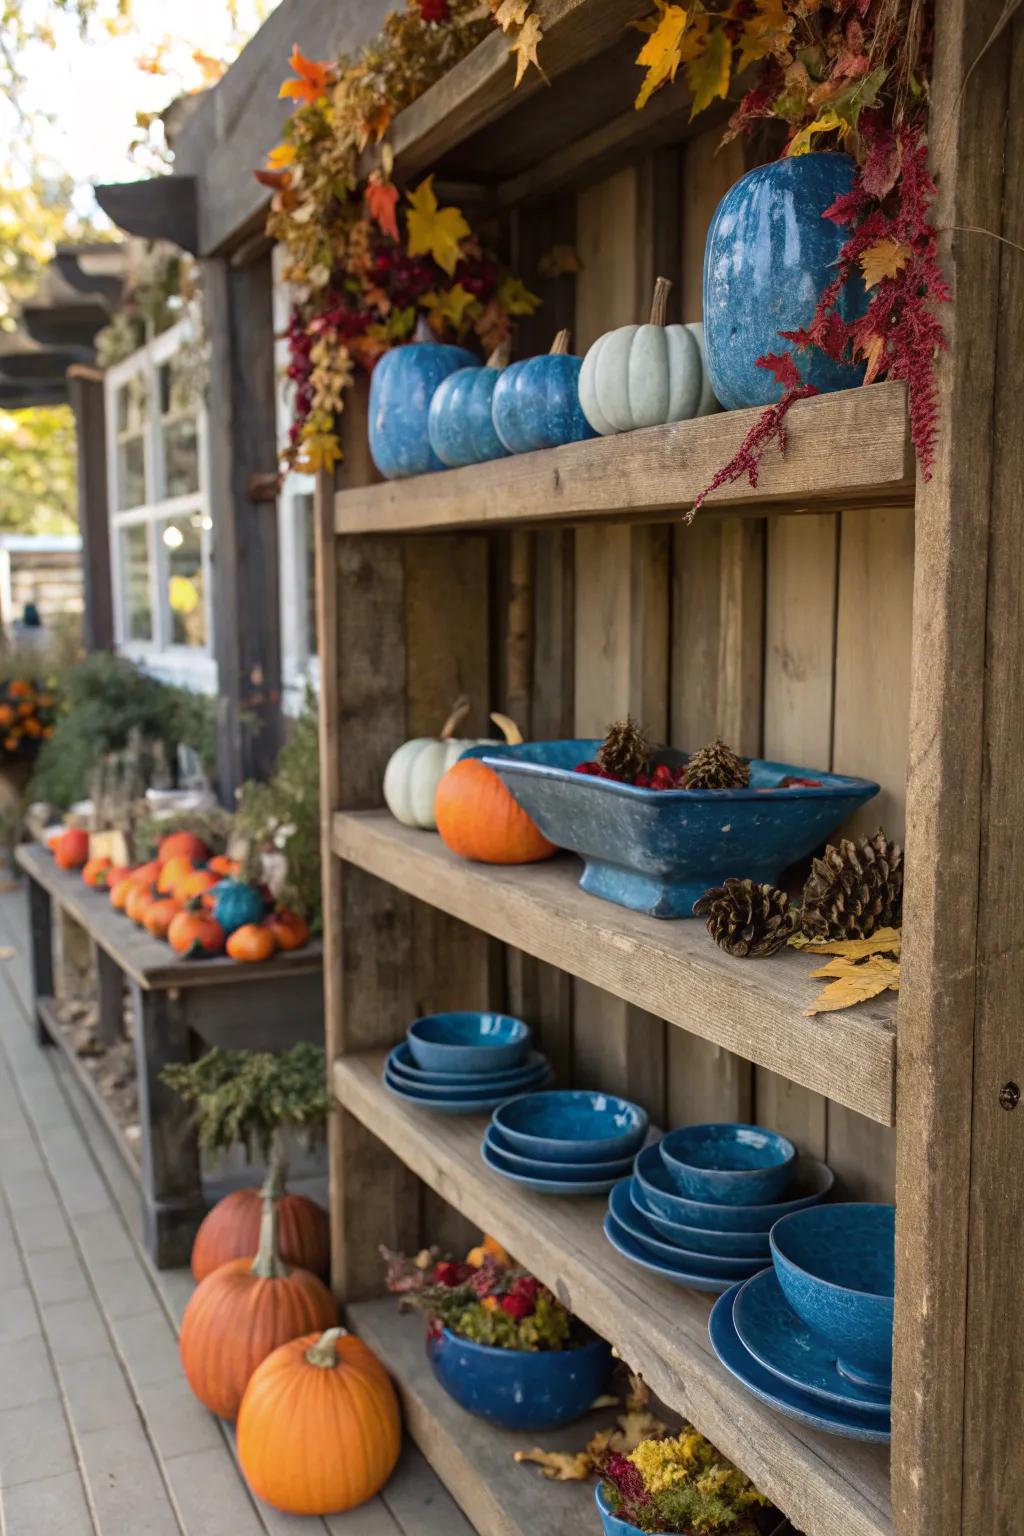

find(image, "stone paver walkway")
[0,884,473,1536]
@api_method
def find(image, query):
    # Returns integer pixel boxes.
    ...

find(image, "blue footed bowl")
[635,1143,834,1233]
[770,1203,895,1393]
[474,740,877,919]
[596,1481,646,1536]
[426,1327,611,1430]
[703,152,868,410]
[659,1123,796,1206]
[492,1089,648,1164]
[406,1012,531,1074]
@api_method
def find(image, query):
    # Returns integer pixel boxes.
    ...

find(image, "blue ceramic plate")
[489,1126,635,1181]
[608,1182,769,1279]
[481,1133,618,1195]
[628,1182,771,1258]
[659,1123,796,1206]
[473,740,878,918]
[492,1089,647,1164]
[407,1011,531,1074]
[385,1052,550,1100]
[388,1040,549,1088]
[733,1269,891,1412]
[383,1070,527,1117]
[602,1213,735,1294]
[634,1144,834,1233]
[708,1284,890,1443]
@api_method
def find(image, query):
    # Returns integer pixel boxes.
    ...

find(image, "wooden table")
[17,842,324,1267]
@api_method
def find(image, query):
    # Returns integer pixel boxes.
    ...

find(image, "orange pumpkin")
[237,1327,401,1515]
[435,759,557,865]
[180,1199,337,1421]
[159,830,210,866]
[167,907,226,959]
[143,897,183,941]
[265,909,310,952]
[125,882,159,926]
[106,865,131,888]
[81,856,112,888]
[129,859,162,887]
[227,923,276,963]
[208,853,241,878]
[53,828,89,870]
[157,855,197,896]
[178,867,219,902]
[192,1187,330,1283]
[110,876,135,911]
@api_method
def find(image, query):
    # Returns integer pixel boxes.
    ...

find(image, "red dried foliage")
[691,358,818,516]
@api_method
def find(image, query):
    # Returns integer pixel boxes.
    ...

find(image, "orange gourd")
[237,1327,401,1515]
[208,853,241,878]
[265,909,310,952]
[157,855,196,895]
[125,882,159,926]
[81,856,112,888]
[143,897,183,940]
[53,828,89,870]
[180,1198,337,1421]
[130,859,162,887]
[178,867,219,901]
[159,830,210,865]
[168,906,225,959]
[192,1185,329,1282]
[110,876,135,911]
[435,758,556,865]
[227,923,276,963]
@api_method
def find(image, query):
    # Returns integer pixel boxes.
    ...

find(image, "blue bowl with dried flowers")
[427,1327,612,1431]
[595,1481,642,1536]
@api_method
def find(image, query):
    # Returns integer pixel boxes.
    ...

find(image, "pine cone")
[800,829,903,940]
[693,878,796,958]
[682,738,751,790]
[596,717,651,781]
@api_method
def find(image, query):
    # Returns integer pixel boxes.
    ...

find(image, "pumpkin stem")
[549,329,571,356]
[412,314,435,344]
[490,712,523,746]
[251,1192,288,1280]
[648,276,672,327]
[260,1129,288,1202]
[305,1325,349,1369]
[440,695,471,740]
[486,339,512,370]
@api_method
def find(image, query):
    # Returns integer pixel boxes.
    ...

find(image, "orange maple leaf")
[265,143,297,171]
[859,239,912,288]
[366,174,400,242]
[279,44,333,105]
[858,331,887,384]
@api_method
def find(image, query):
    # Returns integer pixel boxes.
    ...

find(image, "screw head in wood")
[998,1081,1020,1111]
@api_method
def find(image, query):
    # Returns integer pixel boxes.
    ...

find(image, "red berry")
[434,1261,470,1288]
[574,761,601,775]
[652,763,674,786]
[510,1274,542,1303]
[633,773,651,788]
[779,775,822,788]
[499,1291,534,1320]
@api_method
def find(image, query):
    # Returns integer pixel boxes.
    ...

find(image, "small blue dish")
[608,1182,769,1280]
[603,1212,736,1294]
[388,1040,547,1088]
[596,1481,645,1536]
[427,1326,611,1431]
[384,1067,550,1103]
[733,1269,890,1411]
[628,1182,770,1258]
[709,1283,890,1443]
[659,1124,796,1207]
[492,1090,648,1165]
[634,1144,833,1234]
[384,1071,520,1117]
[482,1134,619,1195]
[407,1012,531,1074]
[488,1125,634,1182]
[770,1203,895,1393]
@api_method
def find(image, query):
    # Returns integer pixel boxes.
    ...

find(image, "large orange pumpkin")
[227,923,276,963]
[125,882,159,926]
[180,1199,337,1421]
[159,830,210,866]
[167,906,226,958]
[81,856,112,888]
[53,828,89,870]
[434,759,557,865]
[191,1187,330,1282]
[143,897,183,941]
[265,909,310,952]
[237,1327,401,1515]
[157,855,197,895]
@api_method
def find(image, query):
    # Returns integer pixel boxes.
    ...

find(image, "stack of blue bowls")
[709,1202,895,1442]
[482,1089,648,1195]
[384,1012,551,1114]
[604,1123,835,1294]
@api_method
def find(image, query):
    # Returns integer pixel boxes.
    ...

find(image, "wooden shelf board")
[37,995,140,1180]
[350,1298,616,1536]
[332,812,896,1126]
[335,1054,893,1536]
[334,383,914,538]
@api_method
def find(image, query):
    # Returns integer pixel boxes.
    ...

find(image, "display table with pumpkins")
[17,840,323,1267]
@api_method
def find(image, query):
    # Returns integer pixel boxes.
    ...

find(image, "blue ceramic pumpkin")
[368,319,476,479]
[491,329,597,455]
[426,342,511,467]
[703,153,867,410]
[211,879,265,936]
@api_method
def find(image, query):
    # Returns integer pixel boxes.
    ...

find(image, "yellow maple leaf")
[687,24,732,120]
[422,283,480,330]
[789,927,901,959]
[265,143,296,171]
[493,0,529,31]
[859,239,912,288]
[737,0,793,72]
[405,176,470,277]
[514,1448,594,1481]
[496,274,542,315]
[803,955,900,1016]
[634,4,689,111]
[787,108,849,155]
[510,13,545,87]
[296,430,343,475]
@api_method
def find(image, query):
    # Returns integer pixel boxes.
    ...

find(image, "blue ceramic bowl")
[634,1144,833,1233]
[388,1040,547,1088]
[489,1125,634,1181]
[482,1134,621,1196]
[427,1327,611,1431]
[492,1090,648,1165]
[596,1481,643,1536]
[770,1203,895,1393]
[627,1181,770,1258]
[659,1123,796,1206]
[474,740,878,918]
[608,1181,769,1279]
[383,1072,522,1117]
[407,1012,531,1074]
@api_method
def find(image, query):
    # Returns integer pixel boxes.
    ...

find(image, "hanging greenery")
[162,1043,331,1165]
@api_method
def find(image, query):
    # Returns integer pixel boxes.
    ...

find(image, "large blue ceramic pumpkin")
[426,343,511,468]
[492,330,597,455]
[212,879,265,936]
[368,320,476,479]
[703,153,867,410]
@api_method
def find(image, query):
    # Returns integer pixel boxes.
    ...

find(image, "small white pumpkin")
[382,700,523,830]
[578,276,719,436]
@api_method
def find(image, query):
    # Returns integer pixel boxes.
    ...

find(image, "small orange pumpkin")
[265,909,310,952]
[110,876,135,911]
[191,1186,330,1283]
[180,1198,337,1421]
[143,897,183,941]
[208,853,241,878]
[157,855,196,895]
[129,859,162,887]
[178,867,219,902]
[435,758,557,865]
[168,906,226,959]
[53,828,89,870]
[125,882,159,926]
[237,1327,401,1515]
[81,856,112,888]
[159,830,210,866]
[227,923,276,963]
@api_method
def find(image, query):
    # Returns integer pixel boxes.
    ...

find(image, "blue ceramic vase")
[491,330,597,454]
[427,350,511,467]
[426,1327,611,1430]
[703,153,867,410]
[368,325,476,479]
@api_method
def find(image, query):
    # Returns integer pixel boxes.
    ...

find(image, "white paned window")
[104,321,215,692]
[273,245,318,714]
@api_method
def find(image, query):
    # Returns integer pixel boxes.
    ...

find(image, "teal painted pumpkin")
[427,342,511,467]
[212,879,266,936]
[368,318,477,479]
[492,330,597,456]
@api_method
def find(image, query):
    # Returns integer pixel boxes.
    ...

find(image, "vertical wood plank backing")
[574,167,639,348]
